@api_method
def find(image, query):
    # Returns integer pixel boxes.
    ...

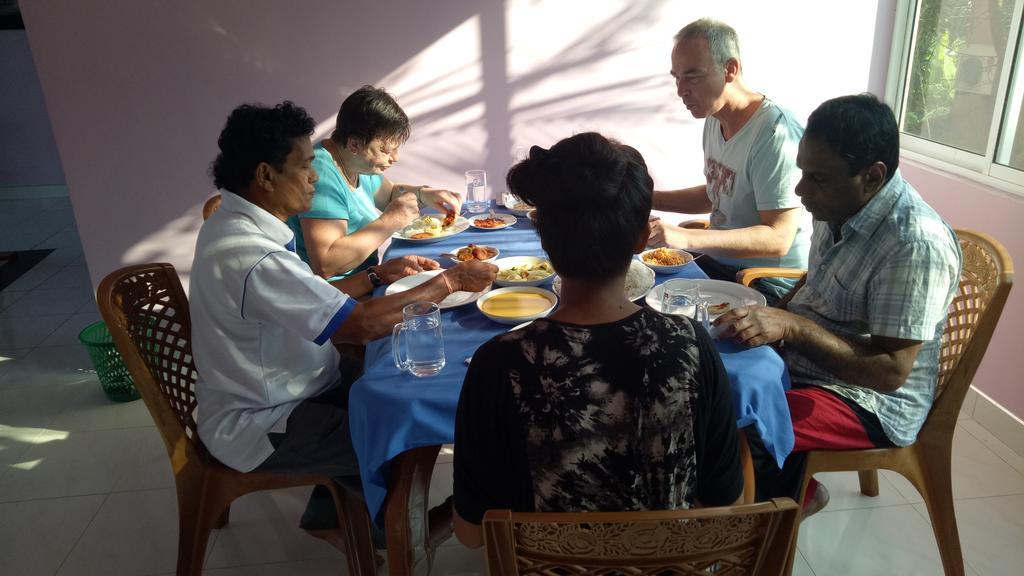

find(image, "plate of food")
[393,211,469,243]
[645,279,765,317]
[442,244,500,264]
[476,287,558,325]
[384,269,489,309]
[493,256,555,287]
[470,213,517,230]
[505,199,534,216]
[551,259,655,302]
[639,247,695,274]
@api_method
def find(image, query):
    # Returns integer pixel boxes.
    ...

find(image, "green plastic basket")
[78,321,140,402]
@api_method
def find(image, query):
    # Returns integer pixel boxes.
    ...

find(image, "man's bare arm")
[653,184,712,214]
[331,261,496,345]
[716,306,922,393]
[648,207,801,259]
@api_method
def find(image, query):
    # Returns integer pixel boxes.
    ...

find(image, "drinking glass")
[661,279,710,329]
[464,169,489,213]
[392,302,445,377]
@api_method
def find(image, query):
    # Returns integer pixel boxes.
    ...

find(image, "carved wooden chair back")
[482,498,799,576]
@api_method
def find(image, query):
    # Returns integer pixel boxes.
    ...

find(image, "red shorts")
[787,386,878,452]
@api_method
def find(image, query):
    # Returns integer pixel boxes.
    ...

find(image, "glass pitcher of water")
[392,302,446,377]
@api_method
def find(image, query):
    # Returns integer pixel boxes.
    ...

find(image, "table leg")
[383,445,453,575]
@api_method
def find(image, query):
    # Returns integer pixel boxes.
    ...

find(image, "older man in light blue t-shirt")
[650,18,810,302]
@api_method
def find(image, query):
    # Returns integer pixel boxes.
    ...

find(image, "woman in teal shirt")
[288,85,460,279]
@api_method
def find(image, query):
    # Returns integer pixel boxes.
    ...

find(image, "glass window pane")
[995,20,1024,170]
[902,0,1017,155]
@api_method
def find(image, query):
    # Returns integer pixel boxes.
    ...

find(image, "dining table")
[347,205,794,575]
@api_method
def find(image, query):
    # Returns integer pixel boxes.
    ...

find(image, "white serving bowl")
[638,248,694,274]
[492,256,555,287]
[476,286,558,325]
[442,244,500,265]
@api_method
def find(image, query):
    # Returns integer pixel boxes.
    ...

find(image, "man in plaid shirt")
[715,94,962,515]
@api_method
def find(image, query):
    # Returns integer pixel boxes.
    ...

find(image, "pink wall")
[19,0,892,291]
[901,160,1024,419]
[0,30,64,187]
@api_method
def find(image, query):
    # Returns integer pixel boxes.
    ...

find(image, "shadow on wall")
[105,0,679,289]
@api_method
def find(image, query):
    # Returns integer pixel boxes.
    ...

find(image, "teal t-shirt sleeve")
[299,149,351,220]
[359,173,384,198]
[748,112,804,212]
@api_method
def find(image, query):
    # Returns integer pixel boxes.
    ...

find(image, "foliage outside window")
[896,0,1024,189]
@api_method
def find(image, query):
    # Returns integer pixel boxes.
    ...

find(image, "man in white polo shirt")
[190,101,496,536]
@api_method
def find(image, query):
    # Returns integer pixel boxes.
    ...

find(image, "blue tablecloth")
[349,208,794,523]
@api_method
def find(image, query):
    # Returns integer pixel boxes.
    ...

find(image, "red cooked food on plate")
[442,209,456,228]
[473,217,507,228]
[456,244,497,261]
[707,302,731,314]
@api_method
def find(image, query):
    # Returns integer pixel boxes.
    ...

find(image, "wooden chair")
[482,498,799,575]
[202,194,222,220]
[771,229,1013,576]
[96,263,377,576]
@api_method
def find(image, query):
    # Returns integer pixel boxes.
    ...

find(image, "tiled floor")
[2,194,1023,575]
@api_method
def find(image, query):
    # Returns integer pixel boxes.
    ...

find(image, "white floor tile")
[0,343,98,391]
[792,548,816,576]
[38,312,101,347]
[430,544,486,575]
[880,423,1024,503]
[1,261,63,291]
[0,380,89,428]
[811,470,908,512]
[203,557,352,575]
[111,427,175,492]
[35,265,92,291]
[0,423,45,470]
[0,286,95,317]
[50,384,152,431]
[797,504,977,576]
[0,428,143,502]
[0,347,30,379]
[912,494,1024,576]
[0,312,67,348]
[57,488,179,576]
[0,228,61,251]
[959,418,1024,477]
[76,296,98,315]
[0,494,106,576]
[205,486,343,569]
[0,290,27,313]
[43,246,85,267]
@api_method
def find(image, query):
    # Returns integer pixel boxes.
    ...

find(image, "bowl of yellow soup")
[476,287,558,325]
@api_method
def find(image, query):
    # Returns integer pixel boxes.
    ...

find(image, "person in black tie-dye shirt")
[452,132,743,548]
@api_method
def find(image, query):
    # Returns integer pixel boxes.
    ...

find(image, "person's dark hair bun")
[506,132,652,280]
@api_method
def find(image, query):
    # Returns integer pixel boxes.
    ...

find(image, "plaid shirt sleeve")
[868,238,958,341]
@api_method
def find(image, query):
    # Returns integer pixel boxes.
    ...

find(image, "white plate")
[645,279,766,317]
[506,205,533,216]
[476,287,557,325]
[469,213,517,230]
[509,320,535,332]
[638,248,695,274]
[384,269,489,309]
[441,244,500,264]
[552,260,655,302]
[392,216,470,243]
[492,256,555,287]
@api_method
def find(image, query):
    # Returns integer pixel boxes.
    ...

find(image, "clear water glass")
[464,169,489,213]
[661,280,696,316]
[392,302,445,377]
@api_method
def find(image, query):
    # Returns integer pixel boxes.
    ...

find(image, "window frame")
[887,0,1024,197]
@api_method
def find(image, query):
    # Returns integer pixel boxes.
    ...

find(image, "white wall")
[21,0,895,290]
